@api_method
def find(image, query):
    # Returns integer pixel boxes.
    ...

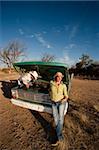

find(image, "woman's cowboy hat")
[54,72,64,78]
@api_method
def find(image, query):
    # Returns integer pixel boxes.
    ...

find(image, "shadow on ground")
[30,110,57,144]
[0,80,18,98]
[30,100,99,150]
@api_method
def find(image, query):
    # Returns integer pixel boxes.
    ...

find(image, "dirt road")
[0,73,99,150]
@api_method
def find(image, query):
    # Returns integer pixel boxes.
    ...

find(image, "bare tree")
[41,53,55,62]
[0,41,25,71]
[79,54,93,68]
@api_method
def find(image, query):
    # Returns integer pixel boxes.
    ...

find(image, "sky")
[0,1,99,66]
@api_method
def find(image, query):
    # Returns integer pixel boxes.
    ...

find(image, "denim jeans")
[52,101,66,140]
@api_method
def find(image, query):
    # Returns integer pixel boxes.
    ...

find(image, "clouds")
[64,43,76,50]
[18,28,52,49]
[18,24,79,49]
[17,25,79,65]
[50,24,79,42]
[35,33,52,49]
[18,28,34,38]
[25,34,34,38]
[57,43,77,66]
[18,28,24,35]
[69,25,79,40]
[58,52,75,67]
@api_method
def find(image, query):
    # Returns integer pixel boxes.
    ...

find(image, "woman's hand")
[61,96,68,103]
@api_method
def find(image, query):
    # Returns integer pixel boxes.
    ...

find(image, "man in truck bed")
[18,71,39,89]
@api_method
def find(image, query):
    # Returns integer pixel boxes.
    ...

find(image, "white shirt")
[22,73,32,85]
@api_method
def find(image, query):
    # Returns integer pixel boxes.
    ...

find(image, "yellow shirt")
[50,80,68,102]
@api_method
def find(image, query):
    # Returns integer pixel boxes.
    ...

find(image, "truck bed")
[11,87,51,106]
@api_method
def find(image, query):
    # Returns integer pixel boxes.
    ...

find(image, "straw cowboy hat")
[29,71,39,80]
[54,72,64,78]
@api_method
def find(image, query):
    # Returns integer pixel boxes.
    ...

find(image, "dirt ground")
[0,72,99,150]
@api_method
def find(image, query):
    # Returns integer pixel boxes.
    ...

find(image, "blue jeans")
[52,101,66,140]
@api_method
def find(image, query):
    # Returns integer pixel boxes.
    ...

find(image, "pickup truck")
[11,61,72,114]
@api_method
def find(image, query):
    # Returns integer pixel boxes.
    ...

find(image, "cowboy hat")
[54,72,64,78]
[29,71,38,80]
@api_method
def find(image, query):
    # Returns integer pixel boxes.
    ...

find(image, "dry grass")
[0,72,99,150]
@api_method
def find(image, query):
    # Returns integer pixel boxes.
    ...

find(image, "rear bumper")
[11,98,52,114]
[11,98,68,115]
